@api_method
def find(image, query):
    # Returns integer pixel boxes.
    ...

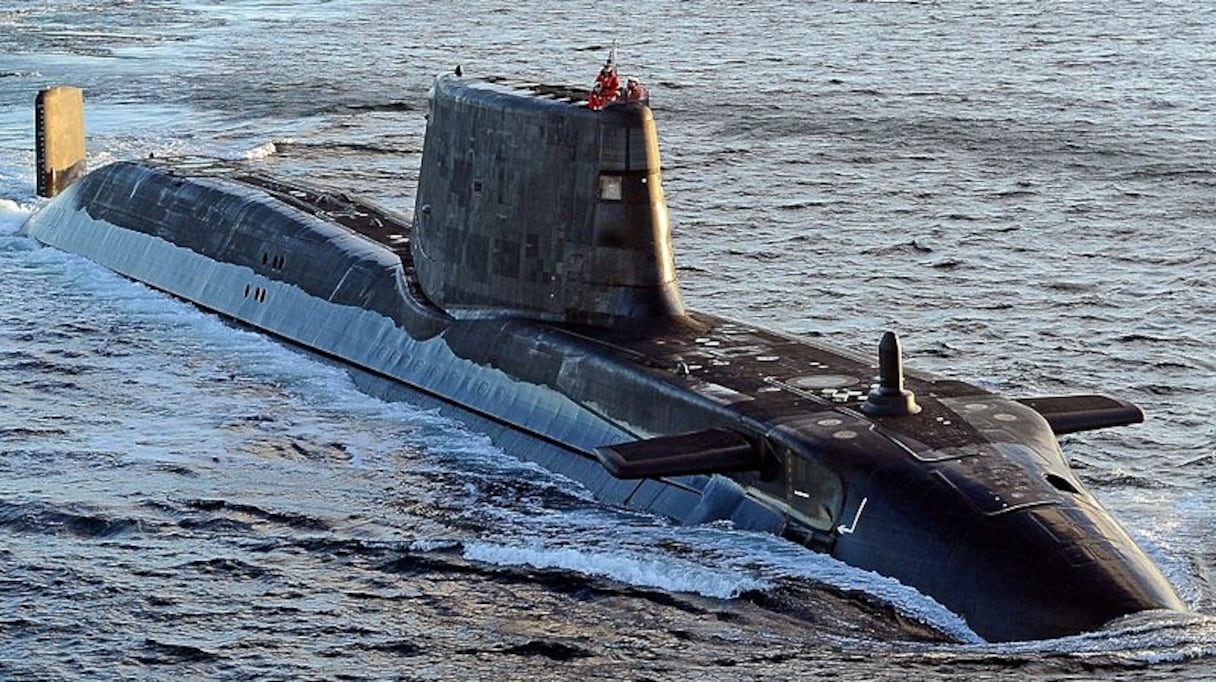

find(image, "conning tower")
[411,75,684,327]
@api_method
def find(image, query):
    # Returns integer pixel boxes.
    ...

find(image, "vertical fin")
[35,86,87,198]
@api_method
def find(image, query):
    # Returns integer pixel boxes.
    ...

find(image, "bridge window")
[599,174,622,201]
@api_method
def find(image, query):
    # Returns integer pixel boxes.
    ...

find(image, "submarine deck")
[145,157,996,453]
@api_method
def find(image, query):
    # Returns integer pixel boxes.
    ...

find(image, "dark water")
[1,1,1214,679]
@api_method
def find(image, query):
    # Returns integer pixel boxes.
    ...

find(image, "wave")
[177,498,332,532]
[463,539,769,600]
[341,101,415,113]
[0,499,145,539]
[133,638,221,665]
[270,140,414,157]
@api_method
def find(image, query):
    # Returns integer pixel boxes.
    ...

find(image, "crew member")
[594,62,620,108]
[625,77,648,103]
[588,82,605,111]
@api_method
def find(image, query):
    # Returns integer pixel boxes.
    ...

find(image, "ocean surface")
[1,1,1214,679]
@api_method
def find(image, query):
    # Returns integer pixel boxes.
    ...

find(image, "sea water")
[1,1,1214,679]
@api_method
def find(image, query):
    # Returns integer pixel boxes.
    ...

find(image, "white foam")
[410,537,461,552]
[0,198,33,234]
[458,488,981,642]
[237,141,279,161]
[463,539,768,599]
[700,529,985,643]
[214,139,296,162]
[462,526,980,645]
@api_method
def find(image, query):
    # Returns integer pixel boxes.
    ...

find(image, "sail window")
[599,174,622,201]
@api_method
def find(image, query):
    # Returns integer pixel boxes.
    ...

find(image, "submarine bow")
[21,75,1186,642]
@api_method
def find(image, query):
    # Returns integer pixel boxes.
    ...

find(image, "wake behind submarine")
[23,75,1185,642]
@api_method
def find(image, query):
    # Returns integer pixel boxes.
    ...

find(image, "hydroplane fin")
[594,428,764,479]
[1016,394,1145,435]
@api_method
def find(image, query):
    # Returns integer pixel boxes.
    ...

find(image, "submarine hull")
[21,76,1186,642]
[24,160,786,531]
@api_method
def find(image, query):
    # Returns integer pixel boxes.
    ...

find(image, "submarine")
[23,76,1185,642]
